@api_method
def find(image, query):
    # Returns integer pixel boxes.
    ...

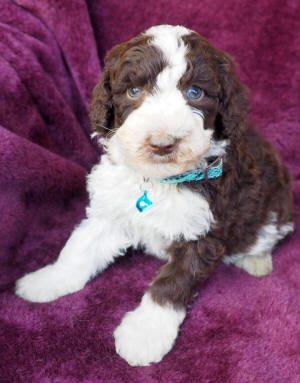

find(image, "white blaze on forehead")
[145,25,191,91]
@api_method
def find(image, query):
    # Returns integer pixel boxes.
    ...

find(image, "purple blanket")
[1,0,299,382]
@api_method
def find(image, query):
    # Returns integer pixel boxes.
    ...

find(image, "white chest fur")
[86,155,214,256]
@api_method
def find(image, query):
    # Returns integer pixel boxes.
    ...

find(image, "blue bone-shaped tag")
[136,191,153,212]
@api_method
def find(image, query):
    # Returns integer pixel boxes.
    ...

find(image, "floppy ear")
[89,66,113,135]
[89,45,124,135]
[215,51,249,142]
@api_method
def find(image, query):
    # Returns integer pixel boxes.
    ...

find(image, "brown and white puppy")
[16,25,296,366]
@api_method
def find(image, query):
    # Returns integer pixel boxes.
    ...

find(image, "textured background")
[0,0,299,382]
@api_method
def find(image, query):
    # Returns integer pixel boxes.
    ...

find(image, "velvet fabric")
[0,0,299,382]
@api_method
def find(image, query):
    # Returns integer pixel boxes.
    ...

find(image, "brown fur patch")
[89,33,167,136]
[149,126,295,309]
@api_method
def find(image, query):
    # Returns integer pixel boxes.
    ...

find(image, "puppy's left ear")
[216,51,249,142]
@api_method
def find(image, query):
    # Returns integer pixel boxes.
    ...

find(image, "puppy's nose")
[150,143,176,155]
[149,136,178,156]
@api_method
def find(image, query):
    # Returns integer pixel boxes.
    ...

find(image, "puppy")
[16,25,295,366]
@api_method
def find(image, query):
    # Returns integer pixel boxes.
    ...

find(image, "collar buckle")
[204,167,209,181]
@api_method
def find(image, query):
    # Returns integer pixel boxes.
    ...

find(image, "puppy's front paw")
[15,264,85,302]
[114,293,185,366]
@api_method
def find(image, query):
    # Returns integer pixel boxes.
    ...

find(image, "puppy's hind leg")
[16,218,130,302]
[223,216,294,278]
[228,253,273,277]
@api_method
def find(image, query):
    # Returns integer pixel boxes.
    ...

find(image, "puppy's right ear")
[89,67,112,136]
[89,46,123,136]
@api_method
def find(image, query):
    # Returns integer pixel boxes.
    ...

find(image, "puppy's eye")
[187,86,204,100]
[127,87,143,98]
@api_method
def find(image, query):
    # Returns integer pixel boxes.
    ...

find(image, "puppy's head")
[90,25,249,178]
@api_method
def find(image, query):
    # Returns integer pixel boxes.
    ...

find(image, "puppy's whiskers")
[99,125,118,138]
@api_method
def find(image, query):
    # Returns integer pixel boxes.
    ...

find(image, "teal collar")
[136,157,223,212]
[158,156,223,184]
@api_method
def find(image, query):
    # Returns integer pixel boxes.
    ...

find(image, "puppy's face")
[90,25,248,178]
